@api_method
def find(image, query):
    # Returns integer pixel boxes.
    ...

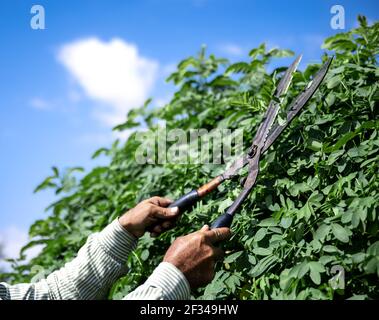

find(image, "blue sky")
[0,0,378,263]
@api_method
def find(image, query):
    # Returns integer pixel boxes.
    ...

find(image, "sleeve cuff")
[144,262,191,300]
[97,219,138,263]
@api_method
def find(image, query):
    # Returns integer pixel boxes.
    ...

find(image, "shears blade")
[221,56,333,180]
[222,55,302,180]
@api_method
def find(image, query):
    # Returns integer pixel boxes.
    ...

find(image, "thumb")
[204,227,231,243]
[201,225,210,232]
[153,205,179,219]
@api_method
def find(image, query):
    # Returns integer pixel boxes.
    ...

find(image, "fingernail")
[170,206,179,214]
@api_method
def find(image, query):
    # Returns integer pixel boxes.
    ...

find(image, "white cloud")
[58,37,159,127]
[29,98,53,110]
[218,43,244,57]
[67,89,82,103]
[0,226,43,272]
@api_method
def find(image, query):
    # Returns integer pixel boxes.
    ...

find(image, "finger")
[212,247,224,261]
[152,225,163,234]
[152,205,179,219]
[204,227,231,243]
[148,196,173,207]
[161,220,176,229]
[200,225,210,232]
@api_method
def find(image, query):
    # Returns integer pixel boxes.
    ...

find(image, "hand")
[163,225,231,289]
[119,197,179,238]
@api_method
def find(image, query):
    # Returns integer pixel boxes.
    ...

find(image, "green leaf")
[308,261,325,273]
[249,255,278,277]
[279,269,293,291]
[352,252,366,264]
[314,224,331,241]
[323,245,339,253]
[226,62,251,74]
[327,75,342,89]
[224,251,243,264]
[248,254,256,265]
[258,218,278,227]
[289,261,310,279]
[225,274,241,292]
[249,43,266,58]
[319,255,336,265]
[280,217,293,229]
[254,228,267,242]
[252,247,272,256]
[298,262,310,279]
[364,257,379,276]
[33,177,57,193]
[269,48,294,58]
[140,249,149,261]
[218,198,234,213]
[331,223,350,243]
[310,269,321,285]
[325,92,336,107]
[367,241,379,256]
[324,120,379,153]
[307,139,323,151]
[91,148,109,159]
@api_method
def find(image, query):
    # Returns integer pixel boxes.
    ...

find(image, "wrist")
[145,262,191,300]
[98,219,138,262]
[163,258,186,277]
[118,215,142,238]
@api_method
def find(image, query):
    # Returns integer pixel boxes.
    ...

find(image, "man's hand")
[163,225,231,289]
[119,197,179,238]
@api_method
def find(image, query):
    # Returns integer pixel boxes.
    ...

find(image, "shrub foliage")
[2,17,378,300]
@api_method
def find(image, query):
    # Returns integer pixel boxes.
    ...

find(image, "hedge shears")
[168,55,333,229]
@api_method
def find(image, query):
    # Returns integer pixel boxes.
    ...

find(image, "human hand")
[163,225,231,289]
[119,197,179,238]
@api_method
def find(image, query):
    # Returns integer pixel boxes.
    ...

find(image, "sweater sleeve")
[123,262,191,300]
[0,219,137,300]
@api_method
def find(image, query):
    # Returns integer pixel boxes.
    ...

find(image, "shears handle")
[168,189,199,212]
[210,183,254,229]
[210,212,234,229]
[168,176,223,212]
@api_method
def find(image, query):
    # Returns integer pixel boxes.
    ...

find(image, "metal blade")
[274,55,304,100]
[262,57,333,154]
[252,55,302,151]
[221,55,302,180]
[225,162,259,215]
[220,154,248,180]
[220,57,333,218]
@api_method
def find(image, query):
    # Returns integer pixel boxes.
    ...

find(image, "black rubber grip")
[210,212,234,229]
[168,190,199,212]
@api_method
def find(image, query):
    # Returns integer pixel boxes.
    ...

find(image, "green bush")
[2,16,378,300]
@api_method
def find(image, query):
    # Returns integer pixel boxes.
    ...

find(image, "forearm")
[0,219,137,300]
[124,262,191,300]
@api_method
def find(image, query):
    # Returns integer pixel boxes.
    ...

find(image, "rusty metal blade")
[262,57,333,154]
[221,55,302,180]
[252,55,302,151]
